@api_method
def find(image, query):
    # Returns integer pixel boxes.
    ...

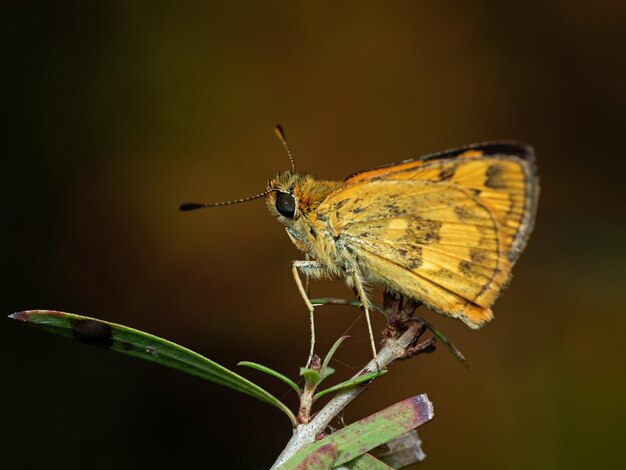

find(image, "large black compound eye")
[276,192,296,217]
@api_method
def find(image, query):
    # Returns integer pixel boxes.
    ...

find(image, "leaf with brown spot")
[9,310,297,425]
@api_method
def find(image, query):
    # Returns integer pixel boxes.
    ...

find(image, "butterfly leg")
[304,253,312,296]
[291,260,327,368]
[348,271,379,368]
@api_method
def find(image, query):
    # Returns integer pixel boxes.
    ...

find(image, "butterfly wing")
[318,142,538,328]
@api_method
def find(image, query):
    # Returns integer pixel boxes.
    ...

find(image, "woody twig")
[272,291,436,469]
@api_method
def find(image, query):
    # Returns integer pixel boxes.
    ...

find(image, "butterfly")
[182,126,539,365]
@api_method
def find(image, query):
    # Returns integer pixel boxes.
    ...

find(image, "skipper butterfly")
[182,126,539,365]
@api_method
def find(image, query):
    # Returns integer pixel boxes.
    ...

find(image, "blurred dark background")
[3,1,625,468]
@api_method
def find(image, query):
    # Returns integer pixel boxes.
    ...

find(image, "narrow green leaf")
[278,394,434,469]
[320,366,335,381]
[344,453,393,469]
[422,319,472,372]
[300,367,321,386]
[310,297,362,308]
[320,335,348,381]
[238,361,300,396]
[313,370,387,401]
[10,310,297,425]
[309,298,386,316]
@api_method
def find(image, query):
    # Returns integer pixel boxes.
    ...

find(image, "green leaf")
[310,297,362,308]
[320,335,348,381]
[9,310,297,426]
[238,361,300,396]
[278,394,433,469]
[320,366,335,381]
[300,367,321,386]
[344,453,393,469]
[314,370,387,401]
[309,297,387,317]
[422,319,472,372]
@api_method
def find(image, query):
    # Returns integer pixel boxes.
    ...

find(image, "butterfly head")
[265,171,301,224]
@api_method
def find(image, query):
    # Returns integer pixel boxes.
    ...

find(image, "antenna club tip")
[179,203,204,211]
[274,124,285,139]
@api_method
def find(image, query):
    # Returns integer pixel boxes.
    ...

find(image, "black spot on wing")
[470,248,488,264]
[454,206,473,221]
[459,261,473,276]
[333,199,349,210]
[485,164,507,189]
[438,164,457,181]
[409,219,441,244]
[383,202,404,216]
[398,246,422,269]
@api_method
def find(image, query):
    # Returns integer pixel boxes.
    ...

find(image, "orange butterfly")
[182,126,539,365]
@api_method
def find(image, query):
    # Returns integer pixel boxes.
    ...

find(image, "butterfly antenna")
[179,189,270,211]
[274,124,296,173]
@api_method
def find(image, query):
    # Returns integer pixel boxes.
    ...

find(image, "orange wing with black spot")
[318,142,538,328]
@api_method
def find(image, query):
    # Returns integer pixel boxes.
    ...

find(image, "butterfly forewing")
[317,144,538,328]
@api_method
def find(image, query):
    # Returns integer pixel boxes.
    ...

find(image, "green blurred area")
[3,1,625,468]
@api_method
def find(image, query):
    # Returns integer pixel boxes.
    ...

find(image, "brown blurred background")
[3,1,625,468]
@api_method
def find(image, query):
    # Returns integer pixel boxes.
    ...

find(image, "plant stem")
[297,355,321,424]
[271,320,424,469]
